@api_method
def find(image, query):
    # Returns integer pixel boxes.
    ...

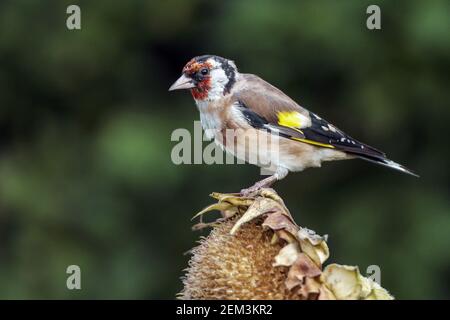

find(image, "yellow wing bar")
[292,137,335,148]
[277,111,335,148]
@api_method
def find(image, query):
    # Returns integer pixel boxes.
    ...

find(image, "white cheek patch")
[206,68,228,99]
[210,68,228,85]
[198,58,232,101]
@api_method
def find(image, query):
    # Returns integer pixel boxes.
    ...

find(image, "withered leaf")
[321,264,362,300]
[262,211,298,236]
[285,253,322,291]
[297,227,330,266]
[273,242,301,267]
[191,202,236,221]
[230,197,282,235]
[318,285,337,300]
[297,277,322,300]
[320,264,393,300]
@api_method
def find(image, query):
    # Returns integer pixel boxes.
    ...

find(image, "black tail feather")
[354,154,419,177]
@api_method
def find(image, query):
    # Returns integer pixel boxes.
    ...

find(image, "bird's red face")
[168,57,213,101]
[169,55,237,102]
[181,58,213,100]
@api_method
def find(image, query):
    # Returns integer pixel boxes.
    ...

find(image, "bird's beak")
[169,74,196,91]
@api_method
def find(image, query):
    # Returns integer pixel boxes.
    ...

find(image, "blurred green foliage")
[0,0,449,299]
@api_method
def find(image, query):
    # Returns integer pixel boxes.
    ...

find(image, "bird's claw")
[240,182,266,197]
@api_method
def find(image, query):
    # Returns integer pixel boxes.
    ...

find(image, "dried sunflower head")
[180,217,300,300]
[180,189,393,300]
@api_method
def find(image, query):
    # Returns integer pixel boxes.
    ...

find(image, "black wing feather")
[234,91,418,177]
[238,102,307,140]
[304,112,386,160]
[236,103,418,177]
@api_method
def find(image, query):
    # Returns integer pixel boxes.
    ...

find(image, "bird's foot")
[240,176,278,197]
[240,184,263,197]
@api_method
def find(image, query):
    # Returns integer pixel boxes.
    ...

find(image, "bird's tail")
[356,155,419,177]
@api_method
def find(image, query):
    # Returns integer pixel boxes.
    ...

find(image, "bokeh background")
[0,0,449,299]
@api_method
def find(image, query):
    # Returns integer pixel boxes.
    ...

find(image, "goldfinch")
[169,55,418,194]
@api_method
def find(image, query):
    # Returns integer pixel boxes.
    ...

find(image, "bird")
[169,55,418,195]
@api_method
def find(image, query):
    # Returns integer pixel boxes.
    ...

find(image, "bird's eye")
[200,68,209,75]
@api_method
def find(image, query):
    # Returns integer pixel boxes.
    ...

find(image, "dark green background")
[0,0,449,299]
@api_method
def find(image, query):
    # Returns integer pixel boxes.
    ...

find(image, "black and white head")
[169,55,238,101]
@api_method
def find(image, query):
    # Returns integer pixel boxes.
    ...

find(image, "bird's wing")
[233,73,386,159]
[230,73,417,176]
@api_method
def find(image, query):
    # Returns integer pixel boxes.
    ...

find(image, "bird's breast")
[196,100,225,140]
